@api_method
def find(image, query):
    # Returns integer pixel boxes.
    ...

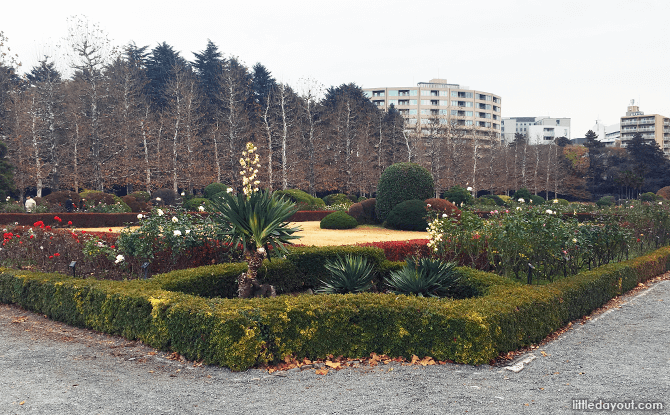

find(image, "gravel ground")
[1,277,669,414]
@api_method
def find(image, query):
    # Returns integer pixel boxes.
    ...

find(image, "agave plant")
[317,255,375,294]
[386,257,459,297]
[211,189,301,298]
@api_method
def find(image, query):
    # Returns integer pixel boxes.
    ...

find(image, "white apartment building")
[591,119,620,147]
[362,79,502,140]
[501,116,571,145]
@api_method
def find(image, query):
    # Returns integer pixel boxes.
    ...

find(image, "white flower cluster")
[426,218,444,252]
[240,142,261,195]
[115,254,125,264]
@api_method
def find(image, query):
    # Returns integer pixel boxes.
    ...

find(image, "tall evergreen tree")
[192,39,224,117]
[146,42,187,110]
[626,132,669,192]
[251,63,277,108]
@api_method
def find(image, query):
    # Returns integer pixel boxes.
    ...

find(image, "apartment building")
[619,101,670,156]
[501,116,571,145]
[362,79,502,140]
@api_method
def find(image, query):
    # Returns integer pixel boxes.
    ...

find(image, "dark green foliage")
[554,198,570,206]
[386,257,459,297]
[385,199,427,231]
[640,192,659,202]
[323,193,352,206]
[596,195,615,207]
[152,188,178,206]
[476,197,496,207]
[358,196,367,202]
[376,163,434,221]
[320,211,358,229]
[274,189,324,210]
[146,42,187,110]
[129,191,151,203]
[251,63,277,107]
[78,190,129,211]
[512,188,532,202]
[204,183,230,200]
[442,185,473,206]
[121,195,149,212]
[530,195,545,205]
[182,197,214,212]
[43,191,81,208]
[347,194,358,203]
[480,194,505,206]
[317,255,374,294]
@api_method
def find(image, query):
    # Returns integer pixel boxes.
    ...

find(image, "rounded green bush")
[512,188,532,202]
[323,193,353,207]
[183,197,215,212]
[384,199,428,231]
[475,197,496,207]
[640,192,658,202]
[376,163,434,222]
[530,195,545,205]
[480,194,505,206]
[320,211,358,229]
[204,183,230,200]
[596,195,616,207]
[442,185,473,206]
[274,189,324,210]
[551,198,570,206]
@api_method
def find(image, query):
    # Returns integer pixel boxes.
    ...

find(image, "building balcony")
[638,126,655,131]
[621,120,638,125]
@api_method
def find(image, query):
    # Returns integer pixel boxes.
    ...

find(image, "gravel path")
[1,278,669,414]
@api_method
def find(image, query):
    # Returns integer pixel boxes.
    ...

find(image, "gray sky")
[3,0,669,138]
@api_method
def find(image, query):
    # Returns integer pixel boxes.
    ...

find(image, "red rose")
[68,221,73,225]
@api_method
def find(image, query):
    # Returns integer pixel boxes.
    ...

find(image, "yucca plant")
[317,255,375,294]
[386,257,459,297]
[211,189,301,298]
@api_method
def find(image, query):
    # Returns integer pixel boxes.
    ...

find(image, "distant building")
[362,79,502,140]
[501,116,571,145]
[590,120,620,147]
[619,101,670,156]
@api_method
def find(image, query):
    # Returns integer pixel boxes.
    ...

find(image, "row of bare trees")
[0,19,585,201]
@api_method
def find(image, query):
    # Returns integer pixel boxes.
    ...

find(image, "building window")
[440,100,449,106]
[372,90,384,97]
[410,100,417,105]
[408,118,417,124]
[421,90,432,96]
[398,90,410,96]
[439,109,448,115]
[431,100,439,106]
[363,91,372,98]
[421,100,430,105]
[388,90,398,97]
[451,110,458,116]
[421,109,430,115]
[493,105,499,112]
[466,111,473,117]
[373,100,385,106]
[457,91,473,98]
[440,90,450,96]
[465,102,473,108]
[451,100,458,106]
[431,90,439,96]
[388,99,397,106]
[399,100,409,106]
[465,120,473,126]
[410,90,417,96]
[409,109,417,115]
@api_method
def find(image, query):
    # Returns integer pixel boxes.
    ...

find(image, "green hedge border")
[1,246,668,371]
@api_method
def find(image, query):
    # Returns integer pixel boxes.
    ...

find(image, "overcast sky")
[2,0,669,138]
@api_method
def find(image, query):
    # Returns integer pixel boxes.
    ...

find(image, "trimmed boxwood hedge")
[1,246,669,371]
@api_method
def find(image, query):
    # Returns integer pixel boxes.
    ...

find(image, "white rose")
[173,230,182,236]
[185,229,191,234]
[257,247,266,255]
[156,197,162,201]
[227,188,233,193]
[181,192,185,196]
[172,216,178,223]
[442,213,448,218]
[572,238,577,243]
[553,199,559,204]
[137,214,143,219]
[545,209,554,215]
[157,209,164,216]
[518,198,525,203]
[516,206,522,211]
[467,187,473,191]
[198,206,205,212]
[115,254,125,264]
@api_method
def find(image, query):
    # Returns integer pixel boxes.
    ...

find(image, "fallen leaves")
[262,352,448,374]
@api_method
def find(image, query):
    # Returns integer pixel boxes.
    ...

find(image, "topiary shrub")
[480,194,505,206]
[274,189,324,210]
[347,194,358,203]
[385,199,428,231]
[183,197,215,212]
[358,196,367,202]
[376,163,434,222]
[424,198,460,220]
[43,191,81,211]
[323,193,353,207]
[129,191,151,203]
[596,195,615,207]
[320,211,358,229]
[512,188,532,203]
[442,186,473,206]
[152,188,178,206]
[204,183,230,200]
[640,192,659,202]
[550,198,570,206]
[348,198,378,224]
[498,195,512,204]
[530,195,545,205]
[121,195,149,212]
[656,186,670,200]
[475,197,496,207]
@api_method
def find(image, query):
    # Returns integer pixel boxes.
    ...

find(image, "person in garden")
[24,196,36,213]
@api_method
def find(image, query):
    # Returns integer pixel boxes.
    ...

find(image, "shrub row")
[1,247,668,371]
[355,239,430,261]
[0,211,336,227]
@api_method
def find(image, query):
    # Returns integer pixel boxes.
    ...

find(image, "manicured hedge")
[1,247,668,371]
[0,213,142,227]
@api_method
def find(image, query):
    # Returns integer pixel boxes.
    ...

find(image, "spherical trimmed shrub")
[480,194,505,206]
[385,199,428,231]
[475,197,496,207]
[512,188,532,202]
[204,183,230,200]
[183,197,215,212]
[640,192,658,202]
[274,189,324,210]
[530,195,545,205]
[442,186,473,206]
[129,191,151,203]
[320,211,358,229]
[596,195,615,207]
[152,188,178,206]
[424,198,460,220]
[656,186,670,200]
[376,163,434,222]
